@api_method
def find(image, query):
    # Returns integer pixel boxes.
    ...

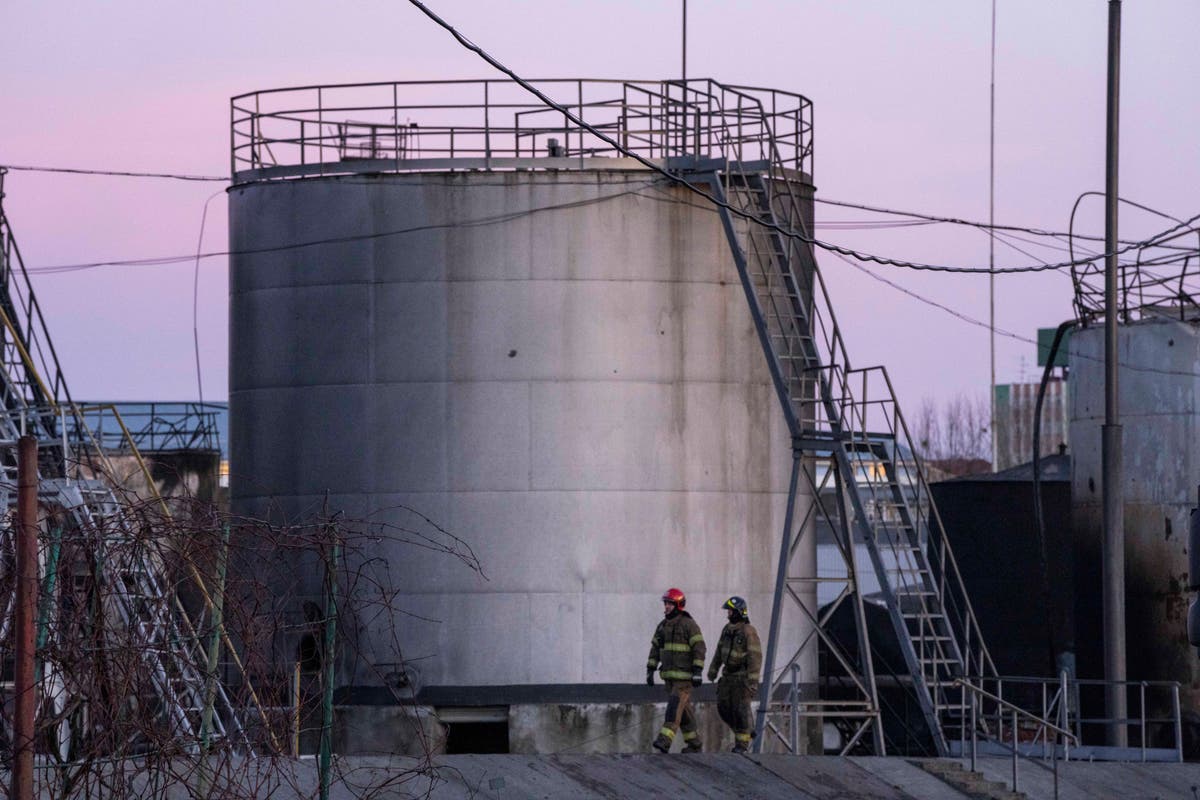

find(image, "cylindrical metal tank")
[227,80,816,700]
[1069,316,1200,708]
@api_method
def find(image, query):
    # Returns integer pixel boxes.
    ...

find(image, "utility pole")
[1102,0,1126,748]
[12,435,38,800]
[988,0,998,470]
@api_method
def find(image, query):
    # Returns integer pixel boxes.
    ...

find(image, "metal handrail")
[968,673,1184,764]
[230,78,813,181]
[76,401,224,455]
[955,677,1077,799]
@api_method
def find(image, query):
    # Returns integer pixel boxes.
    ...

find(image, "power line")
[0,164,227,182]
[403,0,1200,276]
[8,160,1196,272]
[27,181,665,274]
[816,195,1194,252]
[835,250,1200,381]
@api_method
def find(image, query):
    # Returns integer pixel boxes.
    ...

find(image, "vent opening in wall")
[439,707,510,754]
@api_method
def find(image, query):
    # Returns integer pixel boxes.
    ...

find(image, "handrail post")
[484,81,491,170]
[1140,681,1146,762]
[1053,738,1060,800]
[789,663,800,754]
[1060,669,1070,762]
[997,679,1004,739]
[970,690,977,772]
[1041,681,1049,759]
[960,682,966,761]
[1011,709,1019,793]
[1173,683,1183,763]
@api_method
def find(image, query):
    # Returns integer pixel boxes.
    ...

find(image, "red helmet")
[662,587,686,608]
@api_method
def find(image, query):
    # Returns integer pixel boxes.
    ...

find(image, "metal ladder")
[43,479,248,753]
[698,138,995,753]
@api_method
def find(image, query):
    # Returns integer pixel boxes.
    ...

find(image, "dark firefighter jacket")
[647,610,706,682]
[707,618,762,683]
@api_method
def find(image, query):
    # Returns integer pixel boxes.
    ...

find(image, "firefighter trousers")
[658,681,701,750]
[717,674,755,746]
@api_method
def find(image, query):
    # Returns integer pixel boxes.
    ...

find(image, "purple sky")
[2,1,1197,414]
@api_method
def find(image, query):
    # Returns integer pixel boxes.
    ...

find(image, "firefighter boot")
[681,731,702,753]
[651,731,673,753]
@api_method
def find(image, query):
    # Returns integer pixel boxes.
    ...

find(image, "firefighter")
[707,595,762,753]
[646,587,706,753]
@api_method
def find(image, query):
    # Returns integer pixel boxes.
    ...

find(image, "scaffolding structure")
[0,168,253,761]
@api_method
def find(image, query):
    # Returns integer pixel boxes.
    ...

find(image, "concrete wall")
[508,701,817,755]
[228,168,814,692]
[1069,317,1200,704]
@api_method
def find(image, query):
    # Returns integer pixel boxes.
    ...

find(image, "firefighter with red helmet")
[707,595,762,753]
[646,587,706,753]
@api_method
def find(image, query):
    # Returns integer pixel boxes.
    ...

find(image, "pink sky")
[1,0,1197,412]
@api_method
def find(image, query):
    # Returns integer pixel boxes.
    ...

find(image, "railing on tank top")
[230,78,813,181]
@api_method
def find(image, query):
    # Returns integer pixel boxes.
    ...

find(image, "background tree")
[913,393,991,478]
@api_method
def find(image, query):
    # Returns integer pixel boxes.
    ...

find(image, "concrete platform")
[392,755,1200,799]
[381,754,971,799]
[19,754,1200,798]
[966,755,1200,800]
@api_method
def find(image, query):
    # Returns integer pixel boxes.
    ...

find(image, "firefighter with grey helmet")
[646,587,706,753]
[707,595,762,753]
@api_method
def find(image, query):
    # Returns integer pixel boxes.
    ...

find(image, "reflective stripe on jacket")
[647,611,706,681]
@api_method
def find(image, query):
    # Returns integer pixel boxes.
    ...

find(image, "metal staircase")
[674,86,996,755]
[0,168,254,757]
[44,479,247,753]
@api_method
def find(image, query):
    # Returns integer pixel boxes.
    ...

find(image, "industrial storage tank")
[227,80,816,744]
[1069,315,1200,714]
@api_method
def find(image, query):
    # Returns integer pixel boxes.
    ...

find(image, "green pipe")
[319,535,339,800]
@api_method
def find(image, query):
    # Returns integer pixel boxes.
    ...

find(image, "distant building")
[993,379,1069,470]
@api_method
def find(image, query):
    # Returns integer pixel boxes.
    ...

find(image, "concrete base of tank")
[320,684,822,756]
[506,700,821,755]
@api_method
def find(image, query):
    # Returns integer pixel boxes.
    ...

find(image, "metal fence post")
[484,81,491,170]
[1011,709,1019,793]
[1060,670,1070,762]
[1053,741,1060,800]
[1172,683,1184,763]
[970,693,977,772]
[1140,682,1147,762]
[789,664,799,754]
[960,683,966,760]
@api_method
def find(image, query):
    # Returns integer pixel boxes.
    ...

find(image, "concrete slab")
[414,753,816,799]
[942,756,1200,800]
[849,757,974,800]
[23,753,1200,799]
[754,755,935,799]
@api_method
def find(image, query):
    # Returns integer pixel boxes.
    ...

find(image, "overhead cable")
[27,181,663,274]
[403,0,1200,276]
[0,164,228,182]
